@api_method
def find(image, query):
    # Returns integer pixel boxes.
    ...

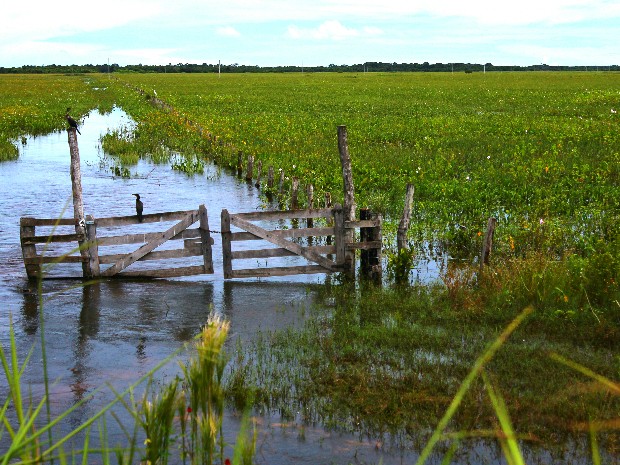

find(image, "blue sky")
[1,0,619,67]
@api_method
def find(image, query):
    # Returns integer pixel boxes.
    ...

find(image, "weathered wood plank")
[20,217,75,227]
[345,219,381,229]
[232,245,335,260]
[231,265,335,278]
[98,246,202,264]
[22,233,85,245]
[23,255,85,264]
[97,229,201,247]
[118,265,206,279]
[233,208,333,221]
[101,211,198,277]
[398,183,415,251]
[346,241,382,250]
[95,210,198,227]
[230,226,334,242]
[230,215,337,271]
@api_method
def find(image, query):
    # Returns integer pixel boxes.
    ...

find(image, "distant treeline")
[1,62,619,74]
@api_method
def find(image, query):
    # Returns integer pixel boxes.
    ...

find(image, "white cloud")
[287,21,361,40]
[216,27,241,38]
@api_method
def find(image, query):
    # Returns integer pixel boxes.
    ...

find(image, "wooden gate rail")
[20,205,214,280]
[221,204,382,279]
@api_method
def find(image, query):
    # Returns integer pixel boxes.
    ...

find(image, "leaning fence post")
[481,217,498,269]
[221,209,233,279]
[397,183,415,252]
[68,127,92,278]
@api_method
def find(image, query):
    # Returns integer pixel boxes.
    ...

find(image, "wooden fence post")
[236,151,243,177]
[278,169,285,197]
[360,209,382,283]
[332,204,346,268]
[255,160,262,188]
[337,125,356,272]
[68,128,92,278]
[85,215,100,277]
[199,204,214,273]
[20,219,39,279]
[397,183,415,252]
[221,209,233,278]
[291,177,299,209]
[306,184,314,228]
[481,217,498,269]
[325,192,333,245]
[267,166,274,190]
[245,154,254,182]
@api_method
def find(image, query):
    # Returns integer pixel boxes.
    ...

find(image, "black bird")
[133,194,144,222]
[65,108,81,134]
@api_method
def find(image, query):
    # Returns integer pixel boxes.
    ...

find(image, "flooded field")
[0,108,423,464]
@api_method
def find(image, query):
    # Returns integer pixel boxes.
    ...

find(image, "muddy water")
[0,108,428,464]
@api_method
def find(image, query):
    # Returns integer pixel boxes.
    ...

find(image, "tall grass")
[1,296,254,464]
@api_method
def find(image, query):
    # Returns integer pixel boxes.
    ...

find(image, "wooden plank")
[233,208,333,221]
[232,245,335,260]
[230,226,334,242]
[22,233,85,245]
[346,241,382,250]
[231,265,334,278]
[230,215,337,271]
[333,205,346,267]
[345,219,381,229]
[97,228,201,247]
[98,246,203,264]
[24,255,85,264]
[118,265,206,279]
[101,211,198,277]
[95,210,198,227]
[20,217,75,227]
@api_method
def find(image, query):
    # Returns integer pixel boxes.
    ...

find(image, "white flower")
[466,175,470,181]
[487,156,491,160]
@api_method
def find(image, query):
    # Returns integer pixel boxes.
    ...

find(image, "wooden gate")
[20,205,214,279]
[220,204,381,279]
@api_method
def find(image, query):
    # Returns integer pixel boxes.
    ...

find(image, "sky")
[1,0,619,68]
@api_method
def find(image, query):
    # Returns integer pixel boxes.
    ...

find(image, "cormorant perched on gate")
[65,108,81,134]
[133,194,143,222]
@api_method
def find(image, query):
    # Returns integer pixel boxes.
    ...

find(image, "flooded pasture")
[0,108,430,464]
[0,108,604,464]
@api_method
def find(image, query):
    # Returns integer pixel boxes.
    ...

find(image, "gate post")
[85,215,100,277]
[20,218,39,280]
[199,205,214,273]
[221,209,233,279]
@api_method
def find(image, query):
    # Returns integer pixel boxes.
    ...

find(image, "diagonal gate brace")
[230,215,338,272]
[101,211,198,277]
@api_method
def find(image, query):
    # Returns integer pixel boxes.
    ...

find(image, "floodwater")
[0,107,428,464]
[0,109,600,465]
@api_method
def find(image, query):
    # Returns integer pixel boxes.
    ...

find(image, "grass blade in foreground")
[414,306,533,465]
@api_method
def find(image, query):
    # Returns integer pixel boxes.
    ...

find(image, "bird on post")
[65,108,81,135]
[133,194,144,222]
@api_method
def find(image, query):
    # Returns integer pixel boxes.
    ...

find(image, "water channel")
[0,108,597,464]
